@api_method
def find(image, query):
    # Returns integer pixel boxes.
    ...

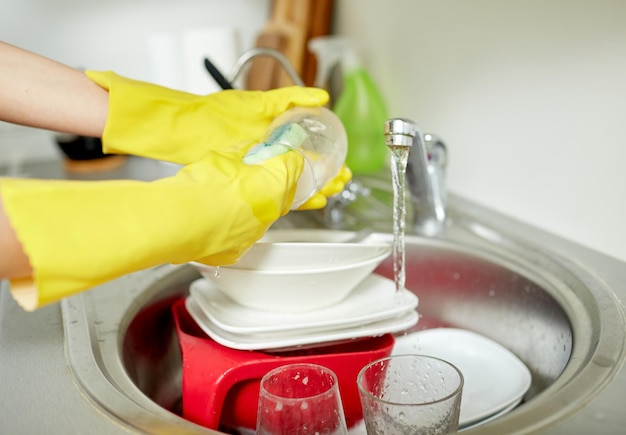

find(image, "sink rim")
[404,230,626,433]
[378,230,626,432]
[62,224,626,434]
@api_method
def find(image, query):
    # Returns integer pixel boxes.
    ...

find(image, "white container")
[191,242,390,313]
[230,242,390,271]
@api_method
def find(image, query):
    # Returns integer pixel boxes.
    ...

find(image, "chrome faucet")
[227,48,305,87]
[384,118,447,236]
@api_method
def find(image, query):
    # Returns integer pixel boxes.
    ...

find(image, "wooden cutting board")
[301,0,334,87]
[246,0,334,90]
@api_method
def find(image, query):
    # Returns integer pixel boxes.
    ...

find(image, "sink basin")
[61,203,626,434]
[17,156,620,433]
[2,156,622,433]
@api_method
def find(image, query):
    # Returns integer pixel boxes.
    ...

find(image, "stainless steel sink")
[2,157,625,433]
[60,194,626,434]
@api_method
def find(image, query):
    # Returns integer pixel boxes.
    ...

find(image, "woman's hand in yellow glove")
[170,150,304,265]
[296,165,353,210]
[0,149,304,311]
[86,70,329,165]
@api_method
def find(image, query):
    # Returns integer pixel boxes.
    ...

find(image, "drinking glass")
[357,354,464,435]
[244,106,348,208]
[257,363,348,435]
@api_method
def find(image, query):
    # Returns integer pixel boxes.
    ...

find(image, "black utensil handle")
[203,57,233,90]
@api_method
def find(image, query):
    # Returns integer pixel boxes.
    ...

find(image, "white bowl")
[260,229,371,244]
[229,242,390,271]
[191,242,391,313]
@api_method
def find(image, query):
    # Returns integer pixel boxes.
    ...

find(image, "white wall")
[335,0,626,262]
[0,0,269,79]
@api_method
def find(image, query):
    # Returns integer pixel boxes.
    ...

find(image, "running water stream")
[390,146,409,292]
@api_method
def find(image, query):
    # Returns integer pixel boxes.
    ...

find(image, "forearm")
[0,41,108,136]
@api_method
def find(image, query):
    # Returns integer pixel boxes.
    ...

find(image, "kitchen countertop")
[1,156,625,434]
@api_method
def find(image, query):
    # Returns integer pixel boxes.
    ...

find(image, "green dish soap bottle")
[319,39,388,174]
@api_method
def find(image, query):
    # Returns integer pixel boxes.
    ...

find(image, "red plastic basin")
[172,299,395,431]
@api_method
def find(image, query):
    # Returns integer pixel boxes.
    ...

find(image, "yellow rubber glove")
[0,150,303,311]
[86,70,329,164]
[296,165,353,210]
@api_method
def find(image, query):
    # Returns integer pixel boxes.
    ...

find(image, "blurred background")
[1,0,625,262]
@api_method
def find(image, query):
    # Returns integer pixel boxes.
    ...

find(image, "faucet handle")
[324,180,371,227]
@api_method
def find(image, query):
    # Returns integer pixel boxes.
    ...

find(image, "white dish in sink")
[189,274,418,334]
[190,241,391,313]
[260,229,374,244]
[185,296,418,352]
[392,328,532,427]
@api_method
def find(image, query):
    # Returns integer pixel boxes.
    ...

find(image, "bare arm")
[0,41,108,136]
[0,42,109,279]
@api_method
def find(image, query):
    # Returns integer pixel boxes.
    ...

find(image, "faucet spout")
[227,48,304,88]
[384,118,447,236]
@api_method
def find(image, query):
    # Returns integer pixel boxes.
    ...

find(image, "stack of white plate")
[185,273,419,352]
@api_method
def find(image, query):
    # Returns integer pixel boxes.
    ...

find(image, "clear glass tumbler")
[256,363,349,435]
[244,106,348,208]
[357,354,464,435]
